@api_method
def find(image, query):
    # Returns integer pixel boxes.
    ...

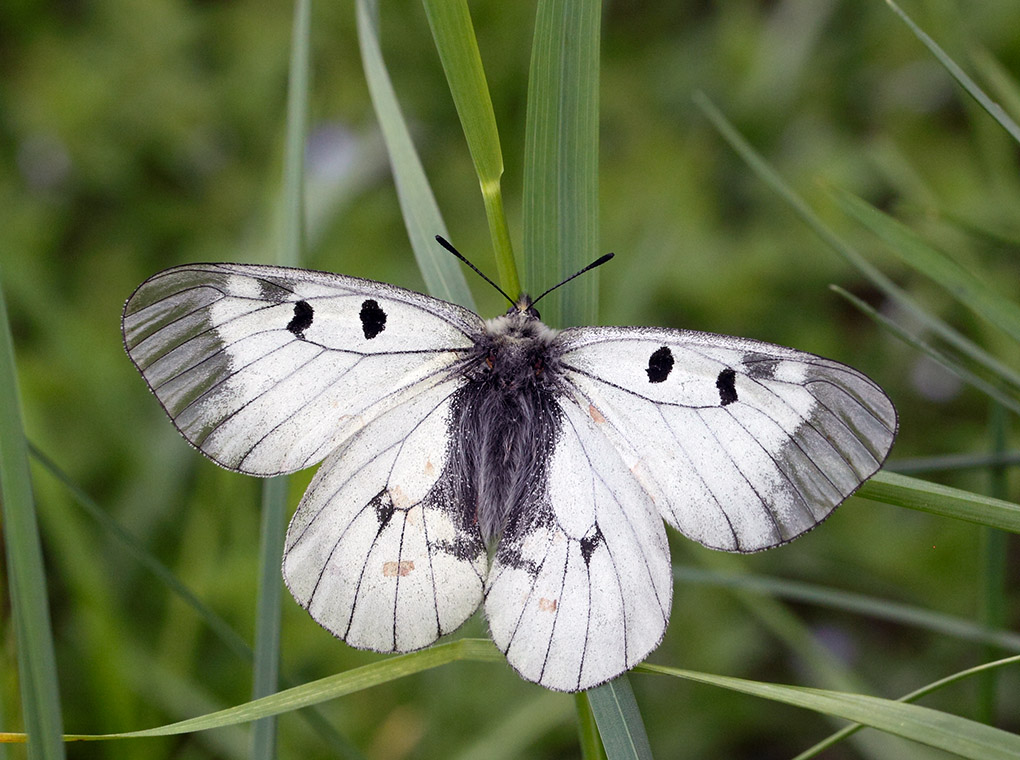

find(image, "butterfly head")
[508,293,542,322]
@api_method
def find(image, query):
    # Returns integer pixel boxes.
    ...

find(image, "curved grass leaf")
[53,640,503,741]
[692,91,1020,395]
[884,0,1020,145]
[857,471,1020,534]
[638,663,1020,760]
[830,285,1020,416]
[793,654,1020,759]
[422,0,518,297]
[356,0,474,309]
[831,187,1020,346]
[0,274,65,758]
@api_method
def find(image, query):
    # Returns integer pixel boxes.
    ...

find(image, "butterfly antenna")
[435,235,516,307]
[531,252,615,306]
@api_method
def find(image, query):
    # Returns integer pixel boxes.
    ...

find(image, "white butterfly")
[122,239,896,692]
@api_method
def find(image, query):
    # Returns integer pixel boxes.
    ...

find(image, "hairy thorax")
[450,302,565,545]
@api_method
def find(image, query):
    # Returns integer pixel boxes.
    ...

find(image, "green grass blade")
[0,273,66,759]
[523,0,601,327]
[793,654,1020,759]
[638,663,1020,760]
[63,640,503,740]
[858,471,1020,534]
[422,0,518,298]
[574,693,607,760]
[970,46,1020,125]
[251,477,287,758]
[830,285,1020,415]
[831,187,1020,345]
[884,0,1020,145]
[673,565,1020,651]
[585,678,654,760]
[251,1,312,754]
[692,91,1020,394]
[356,0,474,309]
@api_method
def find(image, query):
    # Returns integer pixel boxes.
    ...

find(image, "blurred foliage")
[1,0,1019,758]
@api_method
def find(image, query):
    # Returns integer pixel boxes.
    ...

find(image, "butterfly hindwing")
[485,395,672,692]
[556,326,897,552]
[122,263,482,475]
[283,373,487,652]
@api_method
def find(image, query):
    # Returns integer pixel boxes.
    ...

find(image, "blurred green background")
[2,0,1019,758]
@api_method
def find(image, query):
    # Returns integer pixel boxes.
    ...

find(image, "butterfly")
[122,236,897,692]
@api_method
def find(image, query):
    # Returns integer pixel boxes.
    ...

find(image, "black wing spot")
[580,524,604,566]
[371,489,395,533]
[716,368,738,406]
[287,300,314,338]
[360,299,387,339]
[646,346,674,383]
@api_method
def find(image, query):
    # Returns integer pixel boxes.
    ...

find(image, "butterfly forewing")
[556,326,897,552]
[122,263,482,475]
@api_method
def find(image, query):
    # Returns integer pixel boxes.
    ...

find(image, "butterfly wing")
[485,396,672,692]
[122,263,482,475]
[556,327,897,552]
[283,375,487,652]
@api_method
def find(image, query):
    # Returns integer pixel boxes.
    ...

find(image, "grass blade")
[585,678,654,760]
[520,2,644,754]
[250,1,312,754]
[60,639,503,740]
[857,471,1020,534]
[793,655,1020,759]
[251,477,287,759]
[831,187,1020,345]
[356,0,474,308]
[830,285,1020,415]
[0,273,66,759]
[574,693,607,760]
[884,0,1020,145]
[422,0,518,297]
[639,663,1020,760]
[523,0,601,327]
[692,91,1020,394]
